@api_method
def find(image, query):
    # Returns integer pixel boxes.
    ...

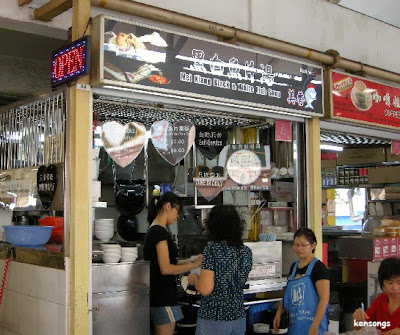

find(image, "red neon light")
[52,45,85,81]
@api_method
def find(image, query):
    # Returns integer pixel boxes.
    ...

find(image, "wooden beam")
[68,1,91,334]
[34,0,72,22]
[18,0,33,5]
[307,117,323,260]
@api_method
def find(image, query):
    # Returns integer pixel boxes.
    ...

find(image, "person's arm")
[273,301,284,332]
[156,240,202,275]
[188,270,214,296]
[308,279,330,335]
[352,307,369,330]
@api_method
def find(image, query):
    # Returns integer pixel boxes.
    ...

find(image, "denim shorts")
[150,305,184,326]
[195,317,246,335]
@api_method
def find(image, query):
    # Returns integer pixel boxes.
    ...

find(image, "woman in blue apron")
[273,228,330,335]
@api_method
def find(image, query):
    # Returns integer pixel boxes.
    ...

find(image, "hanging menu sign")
[93,16,323,116]
[196,127,228,160]
[37,164,58,209]
[150,120,195,165]
[329,71,400,129]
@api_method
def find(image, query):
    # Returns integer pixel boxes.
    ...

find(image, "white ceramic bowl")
[122,251,138,256]
[95,231,114,238]
[100,244,121,250]
[95,227,114,231]
[95,219,114,224]
[121,255,137,262]
[104,252,121,258]
[95,228,114,234]
[102,256,120,264]
[94,224,114,229]
[121,249,138,254]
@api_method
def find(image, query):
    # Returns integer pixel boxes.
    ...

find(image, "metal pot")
[114,179,146,216]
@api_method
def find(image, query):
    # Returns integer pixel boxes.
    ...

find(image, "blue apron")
[283,258,328,335]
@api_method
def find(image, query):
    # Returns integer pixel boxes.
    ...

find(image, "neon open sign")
[51,36,91,86]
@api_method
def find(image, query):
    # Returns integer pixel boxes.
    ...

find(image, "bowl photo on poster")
[351,80,372,111]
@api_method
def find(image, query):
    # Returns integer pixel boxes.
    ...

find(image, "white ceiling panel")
[338,0,400,28]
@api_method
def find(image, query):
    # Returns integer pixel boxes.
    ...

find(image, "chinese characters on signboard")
[331,71,400,129]
[95,16,323,116]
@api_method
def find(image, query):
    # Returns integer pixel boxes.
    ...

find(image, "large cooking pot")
[115,179,146,216]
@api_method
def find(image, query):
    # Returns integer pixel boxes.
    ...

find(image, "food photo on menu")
[351,80,373,111]
[103,24,170,85]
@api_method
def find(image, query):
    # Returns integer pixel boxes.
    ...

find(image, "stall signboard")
[92,16,323,117]
[328,71,400,129]
[51,36,91,87]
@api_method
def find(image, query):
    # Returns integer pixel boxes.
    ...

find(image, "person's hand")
[273,312,281,332]
[352,307,369,322]
[188,273,199,286]
[308,323,318,335]
[192,254,203,268]
[383,328,400,335]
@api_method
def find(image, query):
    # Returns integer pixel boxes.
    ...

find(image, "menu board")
[224,144,271,191]
[37,165,58,209]
[150,120,195,165]
[196,127,228,160]
[93,16,324,117]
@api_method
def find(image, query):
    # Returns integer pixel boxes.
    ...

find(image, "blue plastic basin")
[3,225,54,246]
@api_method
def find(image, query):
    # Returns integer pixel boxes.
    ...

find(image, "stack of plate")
[94,219,114,242]
[100,243,121,263]
[121,247,138,262]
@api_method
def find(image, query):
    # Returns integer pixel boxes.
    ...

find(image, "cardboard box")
[368,166,400,184]
[321,159,337,168]
[337,147,386,166]
[386,147,400,163]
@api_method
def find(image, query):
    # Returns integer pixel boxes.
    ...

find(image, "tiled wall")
[0,260,66,335]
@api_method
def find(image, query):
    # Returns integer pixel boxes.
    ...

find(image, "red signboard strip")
[331,71,400,129]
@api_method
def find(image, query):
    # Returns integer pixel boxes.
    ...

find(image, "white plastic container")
[253,323,270,334]
[244,241,282,263]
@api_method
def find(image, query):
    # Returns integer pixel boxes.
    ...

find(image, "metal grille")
[320,130,390,146]
[93,96,264,128]
[0,91,66,171]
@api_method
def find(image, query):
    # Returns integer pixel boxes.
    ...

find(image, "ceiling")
[336,0,400,28]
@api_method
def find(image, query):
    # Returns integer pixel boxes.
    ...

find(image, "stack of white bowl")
[94,219,114,242]
[100,243,121,263]
[121,247,138,262]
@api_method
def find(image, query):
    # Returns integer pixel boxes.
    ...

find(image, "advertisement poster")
[96,16,323,116]
[331,71,400,129]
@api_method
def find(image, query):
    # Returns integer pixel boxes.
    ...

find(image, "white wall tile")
[37,300,58,335]
[18,294,37,335]
[37,267,58,303]
[4,261,20,293]
[0,290,19,333]
[57,270,66,305]
[58,304,66,335]
[17,263,37,298]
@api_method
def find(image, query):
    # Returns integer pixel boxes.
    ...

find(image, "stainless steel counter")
[92,261,150,335]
